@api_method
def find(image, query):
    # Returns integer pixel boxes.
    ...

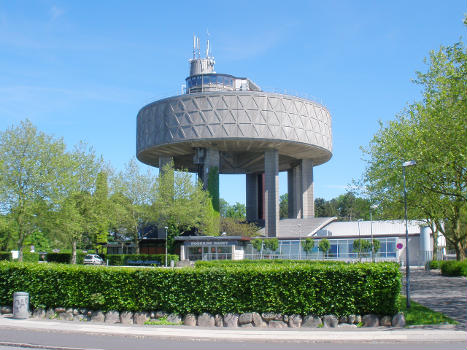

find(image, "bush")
[22,253,39,263]
[0,252,10,261]
[106,254,179,266]
[46,253,88,264]
[428,260,442,269]
[440,260,467,277]
[194,259,347,268]
[0,261,401,316]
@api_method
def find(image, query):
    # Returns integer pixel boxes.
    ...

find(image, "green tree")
[280,193,288,219]
[220,217,259,237]
[264,238,279,252]
[152,162,218,252]
[111,158,156,254]
[54,142,102,264]
[224,202,246,220]
[0,120,68,261]
[318,238,331,258]
[301,238,315,258]
[361,43,467,259]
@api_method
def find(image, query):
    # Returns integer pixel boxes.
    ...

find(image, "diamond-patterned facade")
[137,91,332,166]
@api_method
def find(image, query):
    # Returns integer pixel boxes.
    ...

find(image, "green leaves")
[0,260,401,316]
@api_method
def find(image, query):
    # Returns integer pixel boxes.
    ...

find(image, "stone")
[73,314,86,322]
[392,312,406,327]
[238,313,253,325]
[288,314,302,328]
[252,312,265,327]
[133,312,149,325]
[347,315,357,324]
[166,313,181,324]
[183,314,197,327]
[223,313,239,328]
[90,311,105,323]
[302,315,322,328]
[59,311,74,321]
[338,316,348,324]
[104,311,120,324]
[197,313,215,327]
[32,308,46,319]
[120,311,133,325]
[46,309,56,319]
[380,315,392,327]
[66,308,73,314]
[155,311,168,319]
[240,323,254,328]
[55,307,66,313]
[268,320,287,328]
[0,306,12,314]
[78,308,88,315]
[355,315,362,323]
[86,310,93,317]
[149,311,156,319]
[261,312,282,321]
[282,315,289,323]
[72,309,79,316]
[362,314,380,327]
[214,314,223,327]
[323,315,338,328]
[338,323,357,328]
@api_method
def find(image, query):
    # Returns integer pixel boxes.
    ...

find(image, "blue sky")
[0,1,465,205]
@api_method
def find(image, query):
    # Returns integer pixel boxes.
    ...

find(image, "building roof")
[257,217,337,238]
[313,220,429,238]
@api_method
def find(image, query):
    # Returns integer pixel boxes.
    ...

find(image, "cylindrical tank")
[13,292,29,319]
[420,226,432,264]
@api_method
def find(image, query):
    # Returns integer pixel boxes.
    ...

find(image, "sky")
[0,0,465,205]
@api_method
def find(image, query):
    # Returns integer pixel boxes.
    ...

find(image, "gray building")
[136,37,332,236]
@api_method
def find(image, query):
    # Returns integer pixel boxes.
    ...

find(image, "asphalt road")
[0,328,466,350]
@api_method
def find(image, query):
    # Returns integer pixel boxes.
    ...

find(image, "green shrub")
[0,252,10,261]
[428,260,442,269]
[46,253,88,264]
[440,260,467,277]
[0,261,401,316]
[106,254,179,266]
[194,259,346,268]
[22,253,39,263]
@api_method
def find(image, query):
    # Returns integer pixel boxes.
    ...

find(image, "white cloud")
[49,5,64,21]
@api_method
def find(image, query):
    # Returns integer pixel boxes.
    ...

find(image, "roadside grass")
[400,296,458,326]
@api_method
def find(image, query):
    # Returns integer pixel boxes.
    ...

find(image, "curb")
[0,317,465,343]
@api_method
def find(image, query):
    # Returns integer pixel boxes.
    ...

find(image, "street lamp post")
[164,226,168,268]
[403,160,416,309]
[370,204,378,262]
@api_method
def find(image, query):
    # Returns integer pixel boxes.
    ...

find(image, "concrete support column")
[293,164,302,218]
[180,245,186,261]
[287,169,295,219]
[301,159,314,218]
[246,173,259,222]
[202,148,220,212]
[158,156,173,176]
[264,149,279,237]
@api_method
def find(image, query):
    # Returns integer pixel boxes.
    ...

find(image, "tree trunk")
[71,239,77,264]
[17,233,25,262]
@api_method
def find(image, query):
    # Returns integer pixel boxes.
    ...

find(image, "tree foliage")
[361,43,467,259]
[301,238,315,257]
[0,120,68,260]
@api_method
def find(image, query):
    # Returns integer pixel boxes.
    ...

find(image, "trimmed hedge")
[428,260,442,269]
[106,254,179,266]
[46,253,87,264]
[0,261,401,316]
[195,259,347,268]
[440,260,467,277]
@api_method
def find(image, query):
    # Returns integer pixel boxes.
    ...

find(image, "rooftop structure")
[136,37,333,236]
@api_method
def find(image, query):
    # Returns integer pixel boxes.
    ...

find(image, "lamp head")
[402,160,416,167]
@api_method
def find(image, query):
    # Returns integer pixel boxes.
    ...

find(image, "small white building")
[176,218,445,266]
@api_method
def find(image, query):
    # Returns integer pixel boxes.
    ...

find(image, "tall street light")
[370,204,378,262]
[403,160,416,309]
[164,226,168,268]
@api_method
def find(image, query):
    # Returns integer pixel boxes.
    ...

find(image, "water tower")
[137,37,332,236]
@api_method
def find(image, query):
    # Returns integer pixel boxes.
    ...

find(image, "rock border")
[1,306,406,328]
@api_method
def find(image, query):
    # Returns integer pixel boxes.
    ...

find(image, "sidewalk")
[402,268,467,327]
[0,316,465,343]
